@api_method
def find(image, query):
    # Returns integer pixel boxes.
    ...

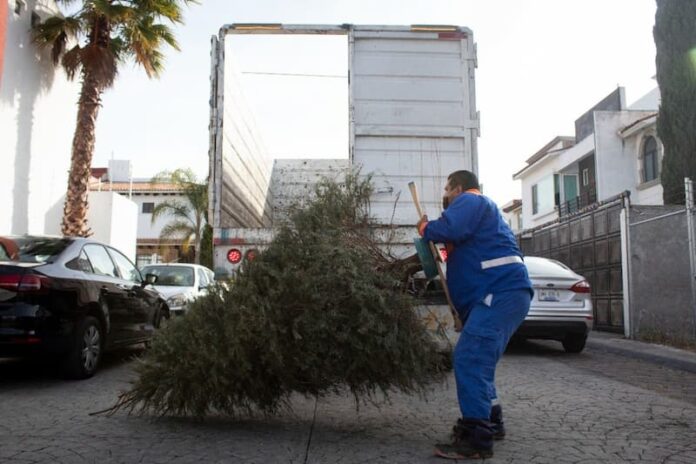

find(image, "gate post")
[685,178,696,340]
[620,193,632,339]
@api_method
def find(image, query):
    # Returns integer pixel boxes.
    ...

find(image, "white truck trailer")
[208,23,479,278]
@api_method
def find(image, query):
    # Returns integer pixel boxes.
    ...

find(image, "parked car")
[515,256,593,353]
[139,263,215,316]
[0,235,167,378]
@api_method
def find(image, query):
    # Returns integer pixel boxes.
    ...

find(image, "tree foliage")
[151,169,208,264]
[654,0,696,204]
[32,0,197,236]
[110,173,443,417]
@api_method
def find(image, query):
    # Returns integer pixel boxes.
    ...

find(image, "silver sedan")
[515,256,594,353]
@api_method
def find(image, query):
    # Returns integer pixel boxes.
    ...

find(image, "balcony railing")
[558,184,597,216]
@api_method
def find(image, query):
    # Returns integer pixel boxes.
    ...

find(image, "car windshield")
[524,257,575,278]
[0,236,72,264]
[142,266,195,287]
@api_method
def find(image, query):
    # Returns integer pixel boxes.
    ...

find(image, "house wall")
[87,192,138,261]
[635,183,663,205]
[128,193,189,240]
[593,111,663,206]
[574,87,625,141]
[519,155,559,229]
[0,0,79,236]
[594,111,657,201]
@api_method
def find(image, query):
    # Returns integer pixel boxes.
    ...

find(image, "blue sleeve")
[422,195,486,244]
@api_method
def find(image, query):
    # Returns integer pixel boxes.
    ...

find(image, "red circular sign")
[227,248,242,264]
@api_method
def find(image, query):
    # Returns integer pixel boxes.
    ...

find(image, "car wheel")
[63,316,103,379]
[562,333,587,353]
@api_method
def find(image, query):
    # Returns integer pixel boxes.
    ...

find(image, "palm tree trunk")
[194,226,201,265]
[61,71,102,237]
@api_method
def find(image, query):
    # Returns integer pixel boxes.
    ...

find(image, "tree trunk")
[194,225,201,265]
[61,71,103,236]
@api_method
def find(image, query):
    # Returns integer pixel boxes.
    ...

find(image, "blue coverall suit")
[421,190,533,444]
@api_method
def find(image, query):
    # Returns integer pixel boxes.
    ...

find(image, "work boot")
[452,407,504,442]
[436,419,493,460]
[490,404,505,440]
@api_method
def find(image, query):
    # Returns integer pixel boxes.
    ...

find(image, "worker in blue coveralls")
[417,170,533,460]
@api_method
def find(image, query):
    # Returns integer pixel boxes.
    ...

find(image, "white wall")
[518,155,559,230]
[130,193,189,239]
[0,0,79,236]
[593,111,664,205]
[88,192,138,261]
[594,111,656,201]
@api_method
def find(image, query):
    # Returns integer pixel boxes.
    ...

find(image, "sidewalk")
[587,330,696,374]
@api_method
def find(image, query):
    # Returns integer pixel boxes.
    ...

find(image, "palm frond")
[32,15,83,65]
[159,220,195,242]
[90,0,137,22]
[180,233,194,253]
[61,45,83,80]
[132,0,190,24]
[151,200,194,226]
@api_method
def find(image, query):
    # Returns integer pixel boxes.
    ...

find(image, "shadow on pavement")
[504,338,572,357]
[0,346,144,386]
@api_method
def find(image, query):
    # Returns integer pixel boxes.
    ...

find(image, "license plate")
[539,289,560,302]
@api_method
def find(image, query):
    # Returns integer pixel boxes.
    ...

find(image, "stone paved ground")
[1,339,696,463]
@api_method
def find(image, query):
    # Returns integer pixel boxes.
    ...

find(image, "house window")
[532,175,555,216]
[582,168,589,187]
[642,136,659,183]
[142,202,155,214]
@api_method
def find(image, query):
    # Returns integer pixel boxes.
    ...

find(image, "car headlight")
[167,294,188,308]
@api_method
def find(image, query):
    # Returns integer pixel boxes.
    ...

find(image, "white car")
[515,256,594,353]
[140,263,216,315]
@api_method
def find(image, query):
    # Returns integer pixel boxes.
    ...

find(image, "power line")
[242,71,347,79]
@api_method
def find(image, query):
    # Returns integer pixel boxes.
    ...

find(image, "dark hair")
[447,170,480,191]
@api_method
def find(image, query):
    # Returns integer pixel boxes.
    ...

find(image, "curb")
[586,336,696,374]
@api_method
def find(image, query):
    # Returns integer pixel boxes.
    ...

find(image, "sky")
[92,0,658,206]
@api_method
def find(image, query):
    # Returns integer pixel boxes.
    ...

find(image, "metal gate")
[518,194,629,333]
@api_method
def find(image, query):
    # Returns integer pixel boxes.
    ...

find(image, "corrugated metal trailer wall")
[349,26,479,225]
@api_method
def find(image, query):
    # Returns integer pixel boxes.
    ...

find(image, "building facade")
[90,160,193,267]
[501,199,523,233]
[513,87,664,230]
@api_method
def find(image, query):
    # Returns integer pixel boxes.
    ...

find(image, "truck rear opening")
[209,24,478,278]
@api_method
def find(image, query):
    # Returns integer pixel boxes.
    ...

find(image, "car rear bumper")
[515,319,592,340]
[0,303,72,357]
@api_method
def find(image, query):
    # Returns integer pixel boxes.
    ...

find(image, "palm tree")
[151,169,207,264]
[32,0,197,237]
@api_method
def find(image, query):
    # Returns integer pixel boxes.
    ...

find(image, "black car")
[0,235,167,379]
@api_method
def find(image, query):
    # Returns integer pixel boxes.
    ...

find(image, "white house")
[1,0,79,236]
[513,87,664,230]
[90,160,190,266]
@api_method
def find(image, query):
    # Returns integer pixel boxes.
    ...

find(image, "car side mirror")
[144,273,158,286]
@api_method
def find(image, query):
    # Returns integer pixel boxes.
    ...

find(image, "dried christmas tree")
[110,172,444,417]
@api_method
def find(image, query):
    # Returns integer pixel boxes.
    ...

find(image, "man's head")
[443,170,479,208]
